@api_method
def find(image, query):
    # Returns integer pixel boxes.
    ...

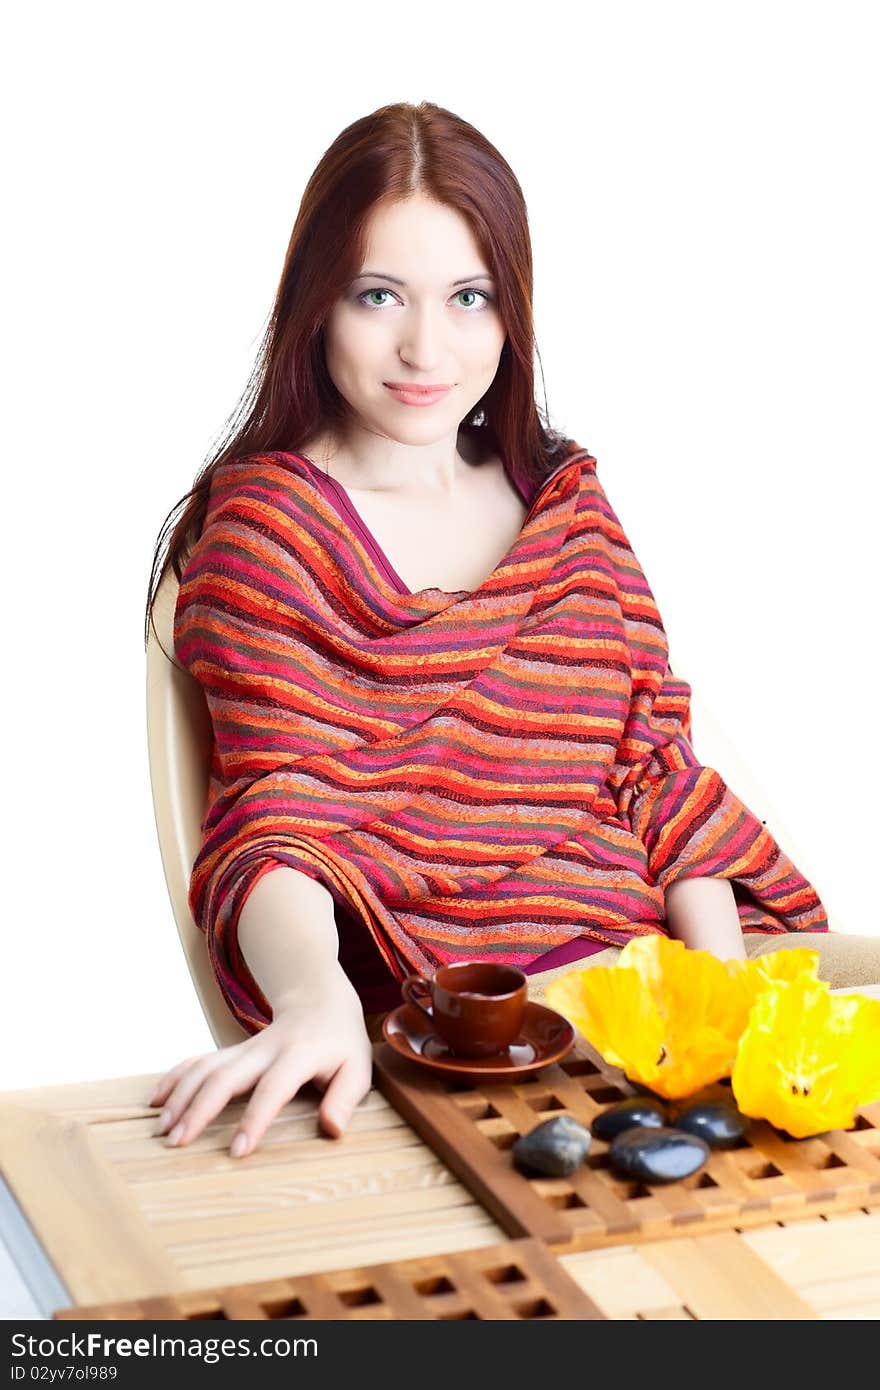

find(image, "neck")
[309,423,485,497]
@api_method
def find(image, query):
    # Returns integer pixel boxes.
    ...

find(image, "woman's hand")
[147,966,374,1158]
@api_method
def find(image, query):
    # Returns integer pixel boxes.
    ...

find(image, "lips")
[384,383,452,406]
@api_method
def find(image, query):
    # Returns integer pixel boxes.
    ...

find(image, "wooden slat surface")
[4,1060,880,1320]
[560,1209,880,1319]
[742,1209,880,1319]
[0,1102,186,1305]
[0,1072,505,1305]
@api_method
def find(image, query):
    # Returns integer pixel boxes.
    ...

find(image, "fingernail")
[167,1123,184,1146]
[158,1109,172,1132]
[230,1131,248,1158]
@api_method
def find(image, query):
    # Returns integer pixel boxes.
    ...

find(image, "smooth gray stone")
[608,1125,710,1183]
[591,1097,667,1141]
[674,1100,750,1149]
[512,1115,592,1177]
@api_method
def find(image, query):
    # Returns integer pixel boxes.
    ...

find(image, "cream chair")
[146,568,837,1049]
[146,567,249,1048]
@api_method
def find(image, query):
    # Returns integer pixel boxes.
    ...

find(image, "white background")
[3,0,877,1093]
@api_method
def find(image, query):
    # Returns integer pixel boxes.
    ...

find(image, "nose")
[397,303,444,373]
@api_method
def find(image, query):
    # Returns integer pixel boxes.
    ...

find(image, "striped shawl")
[173,445,827,1035]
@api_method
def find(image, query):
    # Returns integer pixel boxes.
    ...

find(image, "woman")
[145,100,878,1160]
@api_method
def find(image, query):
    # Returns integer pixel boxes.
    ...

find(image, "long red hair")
[145,100,579,645]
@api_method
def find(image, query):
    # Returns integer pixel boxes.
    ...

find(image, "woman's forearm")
[237,866,344,1014]
[664,875,746,960]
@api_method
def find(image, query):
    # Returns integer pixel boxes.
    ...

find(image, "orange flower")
[544,936,756,1099]
[731,977,880,1137]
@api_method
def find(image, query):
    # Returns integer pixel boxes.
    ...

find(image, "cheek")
[466,318,506,374]
[324,309,380,382]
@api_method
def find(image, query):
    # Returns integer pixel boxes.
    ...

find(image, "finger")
[231,1063,312,1158]
[156,1055,227,1137]
[318,1056,373,1139]
[147,1057,204,1107]
[165,1057,263,1148]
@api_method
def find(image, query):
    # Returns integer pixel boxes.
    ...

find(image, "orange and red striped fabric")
[173,445,827,1035]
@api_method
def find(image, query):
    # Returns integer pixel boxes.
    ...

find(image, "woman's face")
[323,193,507,446]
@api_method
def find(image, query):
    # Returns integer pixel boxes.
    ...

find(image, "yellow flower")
[750,947,821,983]
[728,944,818,994]
[723,946,821,1022]
[731,977,880,1137]
[545,935,756,1099]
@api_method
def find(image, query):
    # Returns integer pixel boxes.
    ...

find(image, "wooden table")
[3,1029,879,1322]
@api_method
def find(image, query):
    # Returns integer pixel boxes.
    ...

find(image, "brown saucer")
[381,1000,576,1083]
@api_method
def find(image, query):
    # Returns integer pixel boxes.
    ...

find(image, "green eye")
[456,289,493,309]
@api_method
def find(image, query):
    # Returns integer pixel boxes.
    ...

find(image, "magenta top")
[295,451,609,1011]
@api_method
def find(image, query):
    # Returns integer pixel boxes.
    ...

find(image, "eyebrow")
[351,272,495,287]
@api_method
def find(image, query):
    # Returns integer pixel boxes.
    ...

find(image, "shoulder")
[180,454,319,586]
[541,442,599,496]
[540,442,599,493]
[208,450,310,495]
[203,452,318,527]
[562,441,598,472]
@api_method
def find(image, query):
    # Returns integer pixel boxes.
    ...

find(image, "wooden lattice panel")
[373,1034,880,1252]
[54,1237,604,1321]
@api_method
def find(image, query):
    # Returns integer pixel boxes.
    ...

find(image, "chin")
[374,402,455,430]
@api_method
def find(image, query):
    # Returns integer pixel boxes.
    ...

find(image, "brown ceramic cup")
[401,961,528,1058]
